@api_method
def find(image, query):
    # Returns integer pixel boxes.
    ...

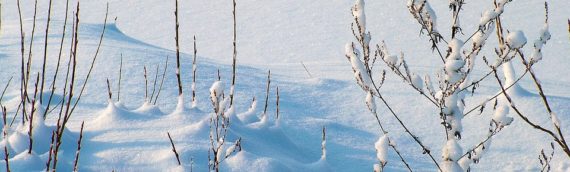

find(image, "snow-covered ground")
[0,0,569,171]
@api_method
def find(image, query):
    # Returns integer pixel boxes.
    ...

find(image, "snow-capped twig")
[375,43,438,106]
[192,36,198,108]
[449,0,465,39]
[73,121,85,172]
[174,0,183,96]
[347,1,438,169]
[167,132,181,166]
[407,0,446,62]
[230,0,237,106]
[489,64,570,157]
[515,49,570,155]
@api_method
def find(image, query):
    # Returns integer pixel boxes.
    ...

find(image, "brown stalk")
[174,0,183,96]
[16,0,28,126]
[45,130,55,171]
[167,132,181,165]
[106,78,112,100]
[53,2,81,169]
[2,106,10,172]
[28,73,40,154]
[192,36,197,106]
[24,0,39,105]
[263,70,270,116]
[229,0,237,106]
[73,121,85,172]
[40,0,54,104]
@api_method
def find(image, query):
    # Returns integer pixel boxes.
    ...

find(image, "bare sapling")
[208,74,243,171]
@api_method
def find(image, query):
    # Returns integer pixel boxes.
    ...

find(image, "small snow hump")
[506,31,527,49]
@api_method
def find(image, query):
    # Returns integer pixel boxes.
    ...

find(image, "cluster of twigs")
[0,0,109,171]
[346,0,569,171]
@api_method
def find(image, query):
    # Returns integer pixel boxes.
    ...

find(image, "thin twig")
[263,70,271,116]
[154,56,169,105]
[150,64,159,103]
[73,121,84,172]
[40,0,54,104]
[118,54,123,102]
[167,132,182,165]
[106,78,112,100]
[44,0,71,119]
[2,106,10,172]
[0,76,13,107]
[230,0,237,106]
[192,36,197,107]
[174,0,183,96]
